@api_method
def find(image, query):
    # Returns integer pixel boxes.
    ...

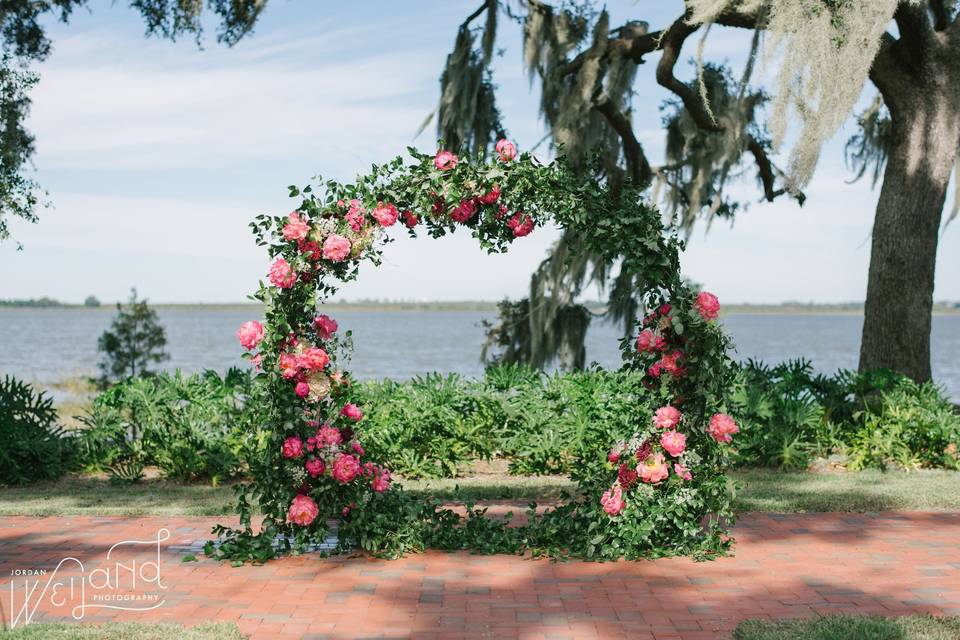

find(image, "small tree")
[83,295,100,307]
[97,288,168,384]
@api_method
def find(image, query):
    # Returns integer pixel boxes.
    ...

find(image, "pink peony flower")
[648,362,664,378]
[617,463,638,489]
[371,202,399,227]
[708,413,739,443]
[607,449,621,464]
[351,441,365,456]
[316,425,342,447]
[694,291,721,321]
[269,257,297,289]
[478,185,501,205]
[659,304,672,316]
[298,347,329,371]
[282,437,304,459]
[236,320,265,350]
[507,213,534,237]
[402,210,419,228]
[312,314,339,340]
[279,353,300,379]
[451,199,478,223]
[286,494,319,526]
[653,405,682,430]
[371,467,392,492]
[660,430,687,457]
[340,403,363,421]
[636,329,666,353]
[600,484,626,516]
[331,453,361,483]
[305,458,326,478]
[295,381,310,398]
[322,234,352,262]
[282,211,310,241]
[434,149,458,171]
[495,139,517,162]
[639,453,669,484]
[674,463,692,481]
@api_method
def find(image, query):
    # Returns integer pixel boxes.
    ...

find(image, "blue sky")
[1,0,957,304]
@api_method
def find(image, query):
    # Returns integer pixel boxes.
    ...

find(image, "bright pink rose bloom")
[639,453,669,484]
[607,449,620,464]
[434,149,458,171]
[653,405,682,430]
[269,257,297,289]
[478,185,501,205]
[660,430,687,457]
[316,425,342,447]
[451,199,478,223]
[312,314,338,340]
[351,441,365,456]
[402,211,419,228]
[495,138,517,162]
[322,234,352,262]
[282,211,310,241]
[299,347,329,370]
[600,484,625,516]
[279,353,300,379]
[635,329,666,353]
[507,213,534,237]
[694,291,721,321]
[305,458,326,478]
[708,413,740,443]
[295,381,310,398]
[282,436,304,459]
[331,453,361,483]
[286,494,319,526]
[340,403,363,421]
[345,208,365,232]
[648,362,663,378]
[659,304,672,316]
[659,350,686,377]
[371,467,392,493]
[674,463,692,481]
[371,202,399,227]
[236,320,264,350]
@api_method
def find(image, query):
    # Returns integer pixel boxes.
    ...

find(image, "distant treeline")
[3,297,959,313]
[0,297,65,307]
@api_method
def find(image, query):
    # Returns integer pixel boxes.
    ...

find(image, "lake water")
[2,308,959,400]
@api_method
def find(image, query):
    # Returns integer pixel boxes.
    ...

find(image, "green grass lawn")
[733,615,960,640]
[0,468,958,517]
[0,623,244,640]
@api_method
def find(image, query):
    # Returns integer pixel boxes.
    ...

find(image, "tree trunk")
[859,74,959,381]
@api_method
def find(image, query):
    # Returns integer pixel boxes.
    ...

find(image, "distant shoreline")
[2,301,960,315]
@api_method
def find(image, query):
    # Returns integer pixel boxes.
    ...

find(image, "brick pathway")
[1,512,959,639]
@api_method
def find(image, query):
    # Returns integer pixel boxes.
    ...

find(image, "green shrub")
[847,379,960,470]
[0,376,73,485]
[76,369,268,483]
[354,373,506,478]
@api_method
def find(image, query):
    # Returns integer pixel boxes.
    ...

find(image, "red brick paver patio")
[1,512,958,639]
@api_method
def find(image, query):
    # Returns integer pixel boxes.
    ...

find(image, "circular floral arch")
[213,142,740,563]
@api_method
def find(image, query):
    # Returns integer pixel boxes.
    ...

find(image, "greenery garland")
[206,141,739,563]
